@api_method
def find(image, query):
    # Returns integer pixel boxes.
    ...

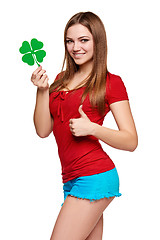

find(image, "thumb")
[78,105,88,119]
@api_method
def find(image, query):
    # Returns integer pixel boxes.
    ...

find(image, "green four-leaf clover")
[19,38,46,66]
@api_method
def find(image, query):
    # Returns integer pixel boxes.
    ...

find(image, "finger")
[37,69,46,78]
[37,74,48,87]
[32,65,42,76]
[79,106,88,119]
[31,69,46,83]
[31,68,45,81]
[79,105,84,113]
[69,119,73,124]
[72,130,76,135]
[41,77,49,88]
[69,123,73,130]
[40,73,48,83]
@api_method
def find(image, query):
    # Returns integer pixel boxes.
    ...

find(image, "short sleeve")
[106,73,129,105]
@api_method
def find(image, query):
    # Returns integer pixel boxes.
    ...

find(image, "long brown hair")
[49,11,109,116]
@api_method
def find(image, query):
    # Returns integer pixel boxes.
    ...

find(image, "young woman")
[31,11,138,240]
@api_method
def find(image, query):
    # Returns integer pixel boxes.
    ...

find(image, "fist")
[69,105,95,137]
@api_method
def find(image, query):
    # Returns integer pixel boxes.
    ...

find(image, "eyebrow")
[66,36,90,40]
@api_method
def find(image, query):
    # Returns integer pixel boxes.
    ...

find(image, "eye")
[81,39,89,43]
[66,39,73,44]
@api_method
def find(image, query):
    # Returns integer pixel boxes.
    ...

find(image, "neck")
[76,59,93,77]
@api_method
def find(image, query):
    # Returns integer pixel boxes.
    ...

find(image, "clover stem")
[32,53,40,67]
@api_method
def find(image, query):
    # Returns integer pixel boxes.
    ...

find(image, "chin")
[74,58,93,66]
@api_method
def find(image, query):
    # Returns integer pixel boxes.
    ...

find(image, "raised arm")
[31,65,53,138]
[91,100,138,152]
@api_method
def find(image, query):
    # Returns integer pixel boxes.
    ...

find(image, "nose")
[73,41,81,51]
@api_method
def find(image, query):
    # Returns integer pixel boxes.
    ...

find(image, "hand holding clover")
[31,65,49,90]
[19,38,49,90]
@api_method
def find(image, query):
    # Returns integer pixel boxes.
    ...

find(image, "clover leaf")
[19,38,46,66]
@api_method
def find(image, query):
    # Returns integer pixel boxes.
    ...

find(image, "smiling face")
[66,24,94,69]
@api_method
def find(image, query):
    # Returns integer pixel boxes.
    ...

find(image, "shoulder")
[54,71,65,81]
[107,71,124,84]
[106,71,127,90]
[106,72,129,105]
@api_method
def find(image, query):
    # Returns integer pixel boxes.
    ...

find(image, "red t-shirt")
[49,72,129,183]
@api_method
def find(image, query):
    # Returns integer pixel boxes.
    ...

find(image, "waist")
[62,158,115,183]
[60,146,115,181]
[58,138,105,164]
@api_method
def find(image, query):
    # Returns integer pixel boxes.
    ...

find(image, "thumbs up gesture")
[69,105,96,137]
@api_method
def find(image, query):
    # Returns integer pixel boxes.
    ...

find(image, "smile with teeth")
[73,53,85,57]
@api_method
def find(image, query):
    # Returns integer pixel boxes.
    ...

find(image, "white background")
[1,0,160,239]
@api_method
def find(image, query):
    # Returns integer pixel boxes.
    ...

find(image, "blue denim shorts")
[61,167,121,207]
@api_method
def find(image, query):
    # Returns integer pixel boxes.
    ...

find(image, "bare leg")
[50,196,115,240]
[85,213,103,240]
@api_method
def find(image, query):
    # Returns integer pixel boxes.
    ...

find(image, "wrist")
[90,122,99,136]
[37,86,49,94]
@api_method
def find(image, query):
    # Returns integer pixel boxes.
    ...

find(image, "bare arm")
[91,100,138,152]
[33,88,53,138]
[31,66,53,138]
